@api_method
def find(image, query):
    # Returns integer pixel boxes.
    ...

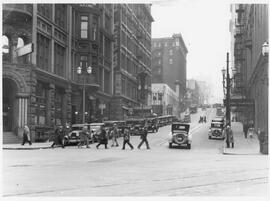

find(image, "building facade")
[230,4,268,153]
[151,83,179,116]
[2,4,114,142]
[151,34,188,112]
[111,4,153,120]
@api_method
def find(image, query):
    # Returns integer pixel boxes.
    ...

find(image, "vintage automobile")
[208,121,225,140]
[147,118,159,133]
[126,119,146,136]
[66,124,91,145]
[168,123,192,149]
[90,123,105,142]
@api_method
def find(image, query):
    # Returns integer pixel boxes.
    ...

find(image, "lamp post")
[77,65,92,123]
[221,52,236,126]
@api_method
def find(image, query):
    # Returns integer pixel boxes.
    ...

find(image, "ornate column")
[48,83,56,127]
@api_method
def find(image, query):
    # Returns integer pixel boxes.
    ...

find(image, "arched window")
[2,35,9,53]
[17,37,24,49]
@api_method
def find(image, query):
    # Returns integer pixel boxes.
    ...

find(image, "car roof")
[72,124,90,127]
[90,123,105,125]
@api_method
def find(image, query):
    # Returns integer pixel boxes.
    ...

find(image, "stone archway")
[2,71,29,134]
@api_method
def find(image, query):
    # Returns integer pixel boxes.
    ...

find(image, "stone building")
[111,4,153,120]
[151,34,188,112]
[2,4,114,142]
[230,4,268,153]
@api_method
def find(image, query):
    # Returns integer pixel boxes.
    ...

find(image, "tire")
[187,143,191,149]
[208,136,211,139]
[169,143,172,148]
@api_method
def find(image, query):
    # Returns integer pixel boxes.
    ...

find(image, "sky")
[151,0,232,103]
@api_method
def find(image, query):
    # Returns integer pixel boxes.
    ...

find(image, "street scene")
[1,0,269,199]
[3,107,268,196]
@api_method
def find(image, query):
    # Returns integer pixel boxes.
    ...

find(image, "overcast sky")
[151,0,232,103]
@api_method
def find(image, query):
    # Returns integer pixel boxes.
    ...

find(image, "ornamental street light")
[221,52,236,126]
[77,65,92,123]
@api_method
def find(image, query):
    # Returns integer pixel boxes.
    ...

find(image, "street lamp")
[77,65,92,123]
[221,52,236,126]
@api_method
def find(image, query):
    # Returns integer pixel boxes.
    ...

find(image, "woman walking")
[21,125,32,145]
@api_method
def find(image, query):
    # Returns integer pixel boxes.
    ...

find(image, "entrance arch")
[3,78,18,131]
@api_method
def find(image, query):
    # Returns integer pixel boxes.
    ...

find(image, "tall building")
[230,4,268,153]
[151,83,179,116]
[111,4,153,120]
[2,4,114,142]
[151,34,188,112]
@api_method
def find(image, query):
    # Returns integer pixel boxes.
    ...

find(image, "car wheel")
[208,136,211,139]
[187,143,191,149]
[169,143,172,148]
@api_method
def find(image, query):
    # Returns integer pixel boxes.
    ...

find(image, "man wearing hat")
[111,123,119,147]
[224,124,234,148]
[122,127,134,150]
[137,123,150,149]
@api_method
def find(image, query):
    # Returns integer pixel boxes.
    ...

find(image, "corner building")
[2,4,114,142]
[111,4,153,120]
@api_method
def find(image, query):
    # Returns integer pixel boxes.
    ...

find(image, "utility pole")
[226,52,231,126]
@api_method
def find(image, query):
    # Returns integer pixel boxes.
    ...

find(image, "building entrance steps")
[222,122,260,155]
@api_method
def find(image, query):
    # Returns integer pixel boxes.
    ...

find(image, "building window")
[164,42,167,47]
[80,16,88,39]
[35,82,47,125]
[55,87,64,126]
[17,37,24,49]
[104,70,110,94]
[158,59,161,65]
[104,37,111,60]
[38,4,52,19]
[175,38,180,46]
[121,78,126,95]
[169,49,173,56]
[169,58,173,64]
[93,16,98,41]
[80,55,88,68]
[153,42,156,47]
[54,43,65,77]
[55,4,66,29]
[37,33,50,71]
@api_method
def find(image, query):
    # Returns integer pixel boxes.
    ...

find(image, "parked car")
[208,121,225,140]
[168,123,192,149]
[147,118,159,133]
[90,123,105,142]
[126,119,146,136]
[66,124,91,145]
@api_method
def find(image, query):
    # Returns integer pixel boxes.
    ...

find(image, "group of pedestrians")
[198,116,207,123]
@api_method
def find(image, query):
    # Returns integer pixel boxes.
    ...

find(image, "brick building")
[230,4,268,153]
[111,4,153,120]
[2,4,114,142]
[151,34,188,112]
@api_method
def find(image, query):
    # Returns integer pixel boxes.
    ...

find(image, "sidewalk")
[223,122,260,155]
[2,142,55,150]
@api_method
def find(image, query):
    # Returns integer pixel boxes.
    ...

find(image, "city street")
[2,108,268,196]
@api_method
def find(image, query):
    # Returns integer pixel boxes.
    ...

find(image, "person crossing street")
[137,125,150,149]
[122,127,134,150]
[96,126,108,149]
[78,126,90,148]
[111,123,119,147]
[224,125,234,148]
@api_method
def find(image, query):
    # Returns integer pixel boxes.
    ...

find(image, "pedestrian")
[111,123,119,147]
[138,125,150,149]
[96,126,108,149]
[122,127,134,150]
[51,125,65,148]
[224,125,234,148]
[21,125,32,145]
[243,121,248,138]
[78,125,90,148]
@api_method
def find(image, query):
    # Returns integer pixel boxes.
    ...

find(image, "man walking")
[111,123,119,147]
[96,126,108,149]
[243,120,248,139]
[78,126,90,148]
[224,125,234,148]
[137,126,150,149]
[51,125,65,148]
[21,125,32,146]
[122,127,134,150]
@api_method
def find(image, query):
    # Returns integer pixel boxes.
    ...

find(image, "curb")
[2,144,61,150]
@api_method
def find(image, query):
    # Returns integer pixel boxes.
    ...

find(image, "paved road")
[2,108,268,196]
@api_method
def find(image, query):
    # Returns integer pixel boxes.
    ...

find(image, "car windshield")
[211,123,223,128]
[172,124,189,131]
[91,125,101,130]
[72,126,83,131]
